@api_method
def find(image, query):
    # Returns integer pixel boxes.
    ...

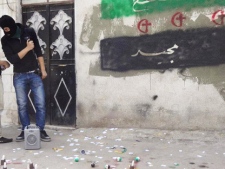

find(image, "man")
[0,60,12,143]
[0,15,51,142]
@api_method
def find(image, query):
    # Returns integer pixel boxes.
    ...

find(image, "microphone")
[24,36,36,57]
[24,36,31,41]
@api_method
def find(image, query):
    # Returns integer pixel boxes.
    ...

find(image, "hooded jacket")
[1,23,42,73]
[0,15,17,37]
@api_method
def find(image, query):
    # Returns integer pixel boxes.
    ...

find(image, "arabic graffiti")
[131,44,178,57]
[137,12,187,33]
[100,27,225,71]
[212,10,225,25]
[171,12,186,27]
[137,10,225,33]
[101,0,225,19]
[80,4,225,50]
[138,19,152,33]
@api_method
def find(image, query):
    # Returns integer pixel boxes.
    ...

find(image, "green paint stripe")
[101,0,225,19]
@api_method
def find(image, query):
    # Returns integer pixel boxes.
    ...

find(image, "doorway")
[22,3,76,127]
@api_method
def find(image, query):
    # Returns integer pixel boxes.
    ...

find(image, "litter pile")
[1,155,38,169]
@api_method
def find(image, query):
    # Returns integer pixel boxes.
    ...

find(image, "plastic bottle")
[129,160,135,169]
[27,159,34,169]
[104,164,110,169]
[113,157,122,162]
[3,162,7,169]
[116,157,122,162]
[1,155,5,165]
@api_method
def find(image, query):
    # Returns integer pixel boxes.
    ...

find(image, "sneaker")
[16,131,24,142]
[40,130,51,142]
[0,137,13,143]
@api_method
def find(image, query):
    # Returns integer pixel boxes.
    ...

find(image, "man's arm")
[37,56,47,79]
[18,40,34,59]
[1,38,34,64]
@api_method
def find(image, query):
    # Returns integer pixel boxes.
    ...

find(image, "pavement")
[0,125,225,169]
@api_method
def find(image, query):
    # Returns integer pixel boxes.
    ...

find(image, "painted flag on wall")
[101,0,225,19]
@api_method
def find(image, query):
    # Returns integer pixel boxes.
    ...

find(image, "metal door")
[22,3,76,127]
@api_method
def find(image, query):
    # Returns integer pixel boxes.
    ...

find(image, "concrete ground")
[0,125,225,169]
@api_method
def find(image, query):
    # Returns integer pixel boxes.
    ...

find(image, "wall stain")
[152,95,158,100]
[136,104,151,118]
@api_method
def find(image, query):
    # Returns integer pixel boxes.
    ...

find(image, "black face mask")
[0,15,17,37]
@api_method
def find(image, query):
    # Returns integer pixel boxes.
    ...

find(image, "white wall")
[75,0,225,130]
[0,0,21,126]
[1,0,225,130]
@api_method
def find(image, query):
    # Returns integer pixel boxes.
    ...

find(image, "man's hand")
[26,39,34,51]
[18,40,35,59]
[37,57,47,80]
[41,70,47,79]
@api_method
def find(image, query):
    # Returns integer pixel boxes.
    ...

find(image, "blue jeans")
[13,72,46,130]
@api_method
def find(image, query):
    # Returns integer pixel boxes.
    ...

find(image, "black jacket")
[1,23,42,73]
